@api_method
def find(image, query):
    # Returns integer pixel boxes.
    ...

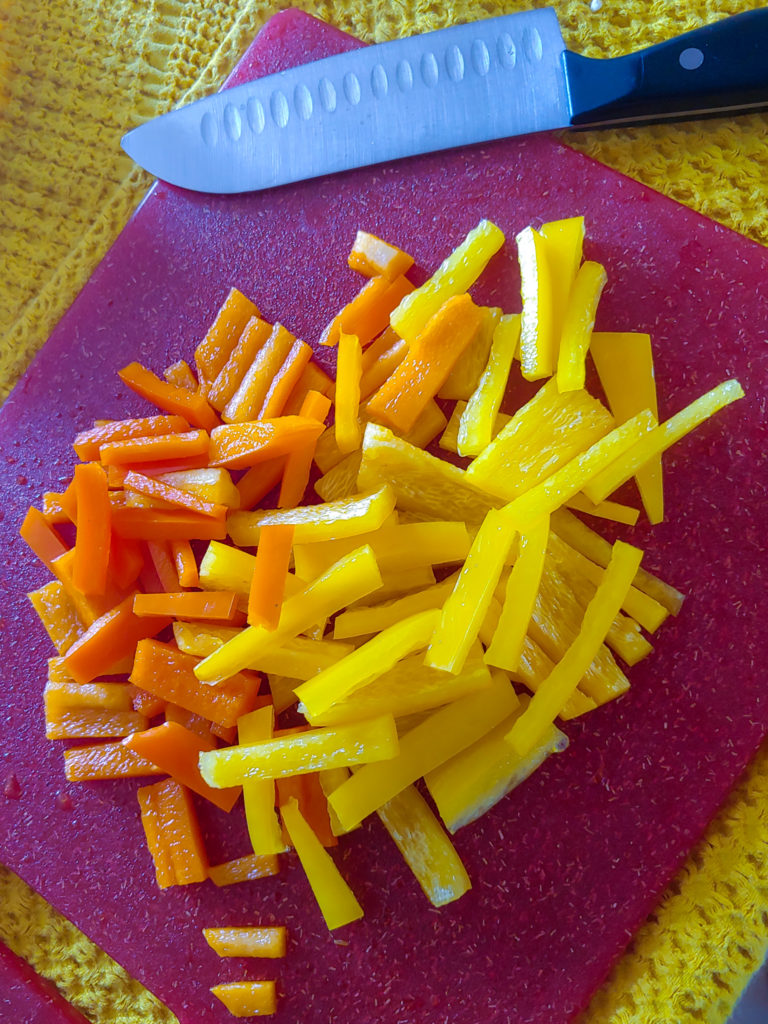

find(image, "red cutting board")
[1,10,767,1024]
[0,942,90,1024]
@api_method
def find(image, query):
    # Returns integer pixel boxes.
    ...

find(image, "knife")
[121,6,768,194]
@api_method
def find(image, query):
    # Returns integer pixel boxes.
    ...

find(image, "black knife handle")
[564,7,768,127]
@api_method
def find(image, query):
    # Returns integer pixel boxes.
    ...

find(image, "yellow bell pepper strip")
[540,215,585,343]
[207,852,280,887]
[295,609,441,719]
[589,331,663,521]
[229,486,395,547]
[123,721,241,813]
[28,580,83,654]
[507,631,596,720]
[498,409,657,533]
[313,422,349,473]
[425,508,518,674]
[280,797,364,931]
[137,778,209,888]
[485,515,550,673]
[131,639,261,728]
[390,218,505,343]
[517,225,556,380]
[203,926,287,959]
[440,401,510,455]
[465,378,615,501]
[199,714,398,787]
[358,329,408,401]
[373,564,437,600]
[238,705,287,856]
[318,766,357,836]
[210,981,278,1017]
[395,398,448,450]
[425,692,567,833]
[582,378,745,506]
[247,524,295,630]
[208,416,325,470]
[314,452,363,502]
[550,507,685,615]
[556,260,607,392]
[529,556,629,706]
[328,671,518,832]
[333,573,459,640]
[358,423,499,526]
[335,331,363,454]
[194,546,382,682]
[376,783,471,907]
[293,521,470,581]
[63,739,157,781]
[507,540,644,757]
[438,305,501,401]
[457,314,521,457]
[62,593,172,684]
[565,493,639,526]
[367,294,484,435]
[302,643,492,727]
[266,674,299,714]
[548,531,667,633]
[194,287,259,383]
[221,322,295,423]
[348,229,415,280]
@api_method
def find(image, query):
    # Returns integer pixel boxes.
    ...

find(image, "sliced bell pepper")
[137,778,209,888]
[358,329,408,401]
[236,457,286,510]
[145,539,179,592]
[439,401,510,455]
[207,316,272,412]
[248,524,295,630]
[163,359,197,391]
[99,429,210,467]
[203,926,287,959]
[281,360,335,416]
[438,306,501,402]
[390,219,504,344]
[335,331,363,454]
[171,539,199,588]
[133,591,240,623]
[333,573,459,640]
[45,707,148,741]
[44,678,133,712]
[321,274,412,348]
[194,286,260,382]
[73,415,190,461]
[565,493,639,526]
[123,469,227,519]
[20,506,68,571]
[210,981,278,1017]
[207,852,280,887]
[238,705,287,856]
[517,225,556,381]
[367,293,484,435]
[347,230,414,280]
[507,540,643,756]
[376,783,471,906]
[111,507,227,541]
[63,740,157,781]
[279,390,332,509]
[199,714,398,787]
[279,797,363,930]
[28,580,83,654]
[261,338,314,420]
[540,215,585,344]
[556,260,608,392]
[118,362,219,433]
[222,323,297,423]
[314,453,362,503]
[208,416,325,470]
[456,314,521,457]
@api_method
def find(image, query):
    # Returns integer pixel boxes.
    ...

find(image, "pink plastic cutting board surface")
[1,10,767,1024]
[0,942,90,1024]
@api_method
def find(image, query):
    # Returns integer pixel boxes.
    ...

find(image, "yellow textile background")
[1,0,767,1021]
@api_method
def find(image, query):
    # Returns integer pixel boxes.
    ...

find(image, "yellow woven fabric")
[1,1,767,1021]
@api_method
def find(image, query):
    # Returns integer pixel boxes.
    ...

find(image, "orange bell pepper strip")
[195,287,260,382]
[41,491,71,524]
[20,507,68,571]
[171,539,198,587]
[237,457,286,510]
[207,316,272,412]
[259,338,314,420]
[130,639,260,728]
[63,739,157,781]
[276,772,337,848]
[321,274,413,347]
[207,852,280,886]
[358,329,408,401]
[367,293,484,434]
[129,685,167,717]
[118,362,219,433]
[334,332,363,455]
[133,591,240,622]
[124,721,241,812]
[347,230,415,280]
[45,706,148,740]
[147,538,183,590]
[248,524,295,629]
[62,592,172,684]
[163,359,197,391]
[137,778,209,888]
[222,323,296,423]
[50,550,120,626]
[72,462,111,596]
[203,926,287,959]
[109,535,145,590]
[99,429,210,467]
[280,360,335,416]
[208,417,325,470]
[111,507,227,541]
[123,469,226,520]
[28,580,83,654]
[210,981,278,1017]
[73,415,191,461]
[279,391,332,508]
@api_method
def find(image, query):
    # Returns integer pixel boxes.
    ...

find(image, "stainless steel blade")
[121,10,568,193]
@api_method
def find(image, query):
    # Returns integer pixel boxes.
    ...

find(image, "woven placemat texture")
[1,1,767,1021]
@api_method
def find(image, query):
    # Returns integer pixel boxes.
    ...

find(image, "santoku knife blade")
[121,7,768,194]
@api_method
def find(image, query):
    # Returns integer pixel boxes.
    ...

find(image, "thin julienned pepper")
[556,260,607,393]
[222,323,296,423]
[334,331,363,454]
[210,981,278,1017]
[247,524,295,630]
[203,926,287,959]
[209,417,325,470]
[347,230,414,280]
[207,316,272,412]
[194,286,260,383]
[73,415,190,461]
[118,362,219,433]
[259,338,314,420]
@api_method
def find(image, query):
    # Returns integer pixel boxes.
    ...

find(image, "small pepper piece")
[507,540,644,756]
[73,415,191,461]
[203,926,287,959]
[210,981,278,1017]
[280,797,363,930]
[248,525,295,630]
[28,580,83,654]
[20,507,68,571]
[238,706,287,856]
[171,539,199,588]
[64,740,157,781]
[118,362,219,432]
[133,591,240,623]
[194,287,260,382]
[517,225,556,381]
[334,332,363,454]
[209,417,325,470]
[347,230,414,280]
[137,778,209,888]
[207,853,280,886]
[163,359,197,391]
[540,215,585,344]
[123,469,227,519]
[556,260,608,392]
[456,314,521,457]
[320,274,412,348]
